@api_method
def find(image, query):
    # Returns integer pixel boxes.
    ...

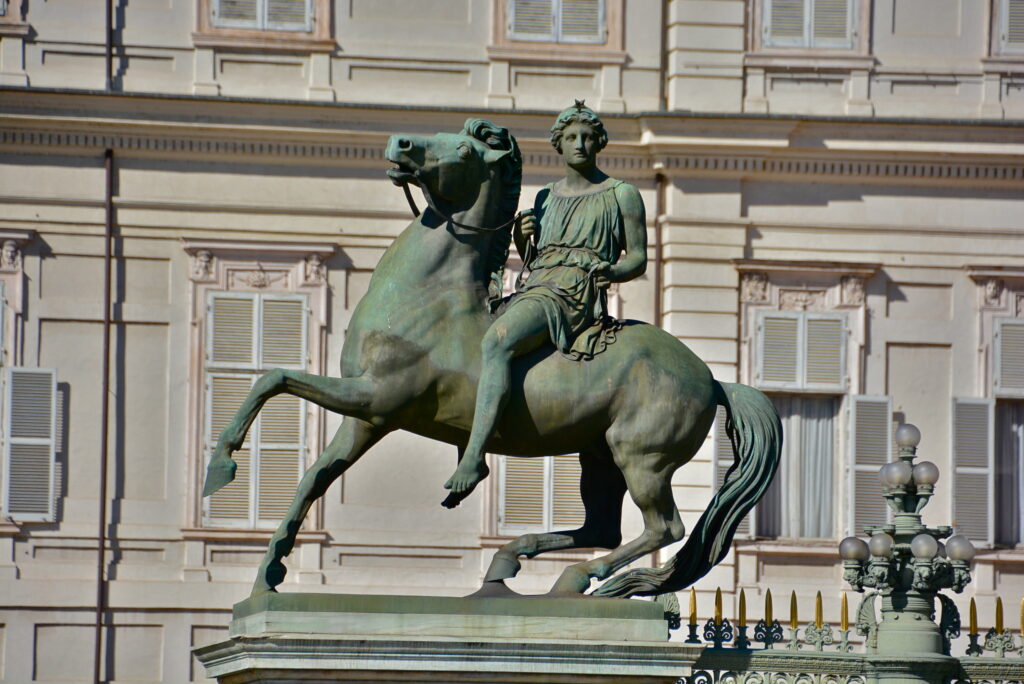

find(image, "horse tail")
[592,380,781,599]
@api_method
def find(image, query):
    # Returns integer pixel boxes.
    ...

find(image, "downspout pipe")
[93,148,113,684]
[654,172,666,329]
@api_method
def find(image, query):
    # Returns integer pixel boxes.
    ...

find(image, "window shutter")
[209,294,257,368]
[260,297,306,368]
[508,0,556,41]
[995,318,1024,396]
[765,0,807,47]
[1003,0,1024,53]
[848,396,892,536]
[811,0,852,48]
[713,406,754,538]
[758,313,800,388]
[213,0,260,28]
[3,368,57,522]
[255,393,304,526]
[952,398,994,546]
[551,455,585,528]
[266,0,311,32]
[205,374,254,525]
[0,281,6,366]
[805,315,846,389]
[559,0,604,44]
[500,456,545,530]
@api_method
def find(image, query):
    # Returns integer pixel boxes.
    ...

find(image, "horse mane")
[460,118,522,310]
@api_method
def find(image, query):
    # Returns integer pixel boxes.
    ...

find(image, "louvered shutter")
[266,0,311,32]
[805,315,846,390]
[0,281,5,365]
[713,405,755,538]
[952,398,994,546]
[995,318,1024,396]
[205,374,254,526]
[757,313,800,388]
[551,455,585,528]
[848,396,892,536]
[213,0,260,28]
[255,393,304,526]
[500,456,545,531]
[208,294,257,369]
[1002,0,1024,53]
[260,296,306,369]
[811,0,852,48]
[559,0,604,44]
[508,0,556,41]
[3,368,57,522]
[765,0,806,47]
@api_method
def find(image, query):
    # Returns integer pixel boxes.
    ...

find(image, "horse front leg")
[253,417,385,595]
[203,370,376,496]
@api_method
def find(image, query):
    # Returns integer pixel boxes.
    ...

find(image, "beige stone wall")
[0,0,1023,680]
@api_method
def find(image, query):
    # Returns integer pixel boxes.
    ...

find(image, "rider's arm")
[608,183,647,283]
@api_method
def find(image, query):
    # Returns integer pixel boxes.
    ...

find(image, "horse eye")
[457,145,472,160]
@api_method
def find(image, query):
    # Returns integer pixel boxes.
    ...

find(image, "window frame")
[506,0,606,45]
[496,454,585,536]
[995,0,1024,56]
[994,316,1024,398]
[749,0,871,58]
[489,0,625,65]
[754,310,849,393]
[193,0,333,52]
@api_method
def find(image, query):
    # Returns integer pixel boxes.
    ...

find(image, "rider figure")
[443,101,648,500]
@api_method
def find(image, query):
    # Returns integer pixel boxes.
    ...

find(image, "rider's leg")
[442,300,549,499]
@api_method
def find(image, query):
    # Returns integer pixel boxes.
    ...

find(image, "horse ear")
[482,147,511,164]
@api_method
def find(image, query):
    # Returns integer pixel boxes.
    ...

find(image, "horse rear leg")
[204,369,376,496]
[252,417,384,595]
[550,450,685,594]
[482,446,627,583]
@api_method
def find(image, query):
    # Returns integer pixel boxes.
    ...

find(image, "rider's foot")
[443,458,489,495]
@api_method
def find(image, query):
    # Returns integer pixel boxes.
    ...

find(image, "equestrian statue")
[202,104,782,600]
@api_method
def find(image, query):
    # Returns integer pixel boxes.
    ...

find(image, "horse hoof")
[202,458,237,497]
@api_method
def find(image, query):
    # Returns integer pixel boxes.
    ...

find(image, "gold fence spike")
[815,591,823,629]
[969,597,978,637]
[765,588,773,625]
[996,596,1004,633]
[715,587,723,624]
[841,592,849,632]
[790,590,798,630]
[689,587,697,627]
[739,589,747,628]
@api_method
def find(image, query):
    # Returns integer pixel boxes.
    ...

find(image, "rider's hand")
[517,211,537,240]
[594,261,613,290]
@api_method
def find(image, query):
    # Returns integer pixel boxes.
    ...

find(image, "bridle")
[399,177,521,234]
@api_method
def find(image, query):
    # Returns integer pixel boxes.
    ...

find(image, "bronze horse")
[202,119,781,599]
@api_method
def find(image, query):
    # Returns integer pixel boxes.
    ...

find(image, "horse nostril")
[397,138,412,151]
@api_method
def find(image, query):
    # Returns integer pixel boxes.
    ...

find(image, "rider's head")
[549,100,608,154]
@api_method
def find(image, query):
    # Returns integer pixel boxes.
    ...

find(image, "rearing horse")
[202,118,782,599]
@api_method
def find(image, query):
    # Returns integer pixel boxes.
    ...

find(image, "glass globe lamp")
[895,423,921,449]
[912,461,940,486]
[945,535,976,562]
[869,532,894,558]
[910,533,938,559]
[839,536,870,561]
[880,461,913,487]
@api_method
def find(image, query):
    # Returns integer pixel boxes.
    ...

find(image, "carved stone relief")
[191,249,215,281]
[0,240,20,272]
[741,272,769,303]
[841,274,866,306]
[983,277,1005,307]
[304,253,327,285]
[228,268,289,290]
[779,289,827,311]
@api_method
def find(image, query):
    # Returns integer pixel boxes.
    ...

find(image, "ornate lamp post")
[838,424,975,683]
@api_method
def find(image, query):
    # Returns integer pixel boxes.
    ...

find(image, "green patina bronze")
[202,108,782,600]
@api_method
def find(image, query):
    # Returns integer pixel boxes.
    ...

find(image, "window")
[994,317,1024,397]
[995,400,1024,546]
[203,292,308,529]
[194,0,332,51]
[998,0,1024,55]
[762,0,855,49]
[507,0,605,44]
[497,455,585,535]
[2,367,58,522]
[755,311,847,392]
[211,0,310,31]
[951,398,995,546]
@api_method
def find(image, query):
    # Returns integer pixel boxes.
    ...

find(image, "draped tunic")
[507,178,626,360]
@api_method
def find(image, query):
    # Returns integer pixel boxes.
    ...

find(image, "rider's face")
[560,123,600,167]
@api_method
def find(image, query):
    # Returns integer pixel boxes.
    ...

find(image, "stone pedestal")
[194,592,700,683]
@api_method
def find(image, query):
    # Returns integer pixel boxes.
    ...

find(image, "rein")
[400,179,520,234]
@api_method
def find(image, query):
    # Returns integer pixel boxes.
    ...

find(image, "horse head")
[386,118,522,306]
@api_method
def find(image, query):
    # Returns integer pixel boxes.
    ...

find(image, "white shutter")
[208,293,257,369]
[205,374,254,526]
[758,313,801,388]
[3,368,57,522]
[1002,0,1024,53]
[559,0,604,44]
[765,0,807,47]
[266,0,311,32]
[952,398,994,546]
[260,296,306,369]
[995,318,1024,396]
[811,0,852,48]
[500,455,545,531]
[848,396,892,536]
[804,315,846,390]
[551,455,585,528]
[0,281,6,367]
[508,0,556,41]
[213,0,260,28]
[255,393,304,527]
[713,405,755,538]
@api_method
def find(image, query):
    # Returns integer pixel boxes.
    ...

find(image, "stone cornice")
[733,259,881,277]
